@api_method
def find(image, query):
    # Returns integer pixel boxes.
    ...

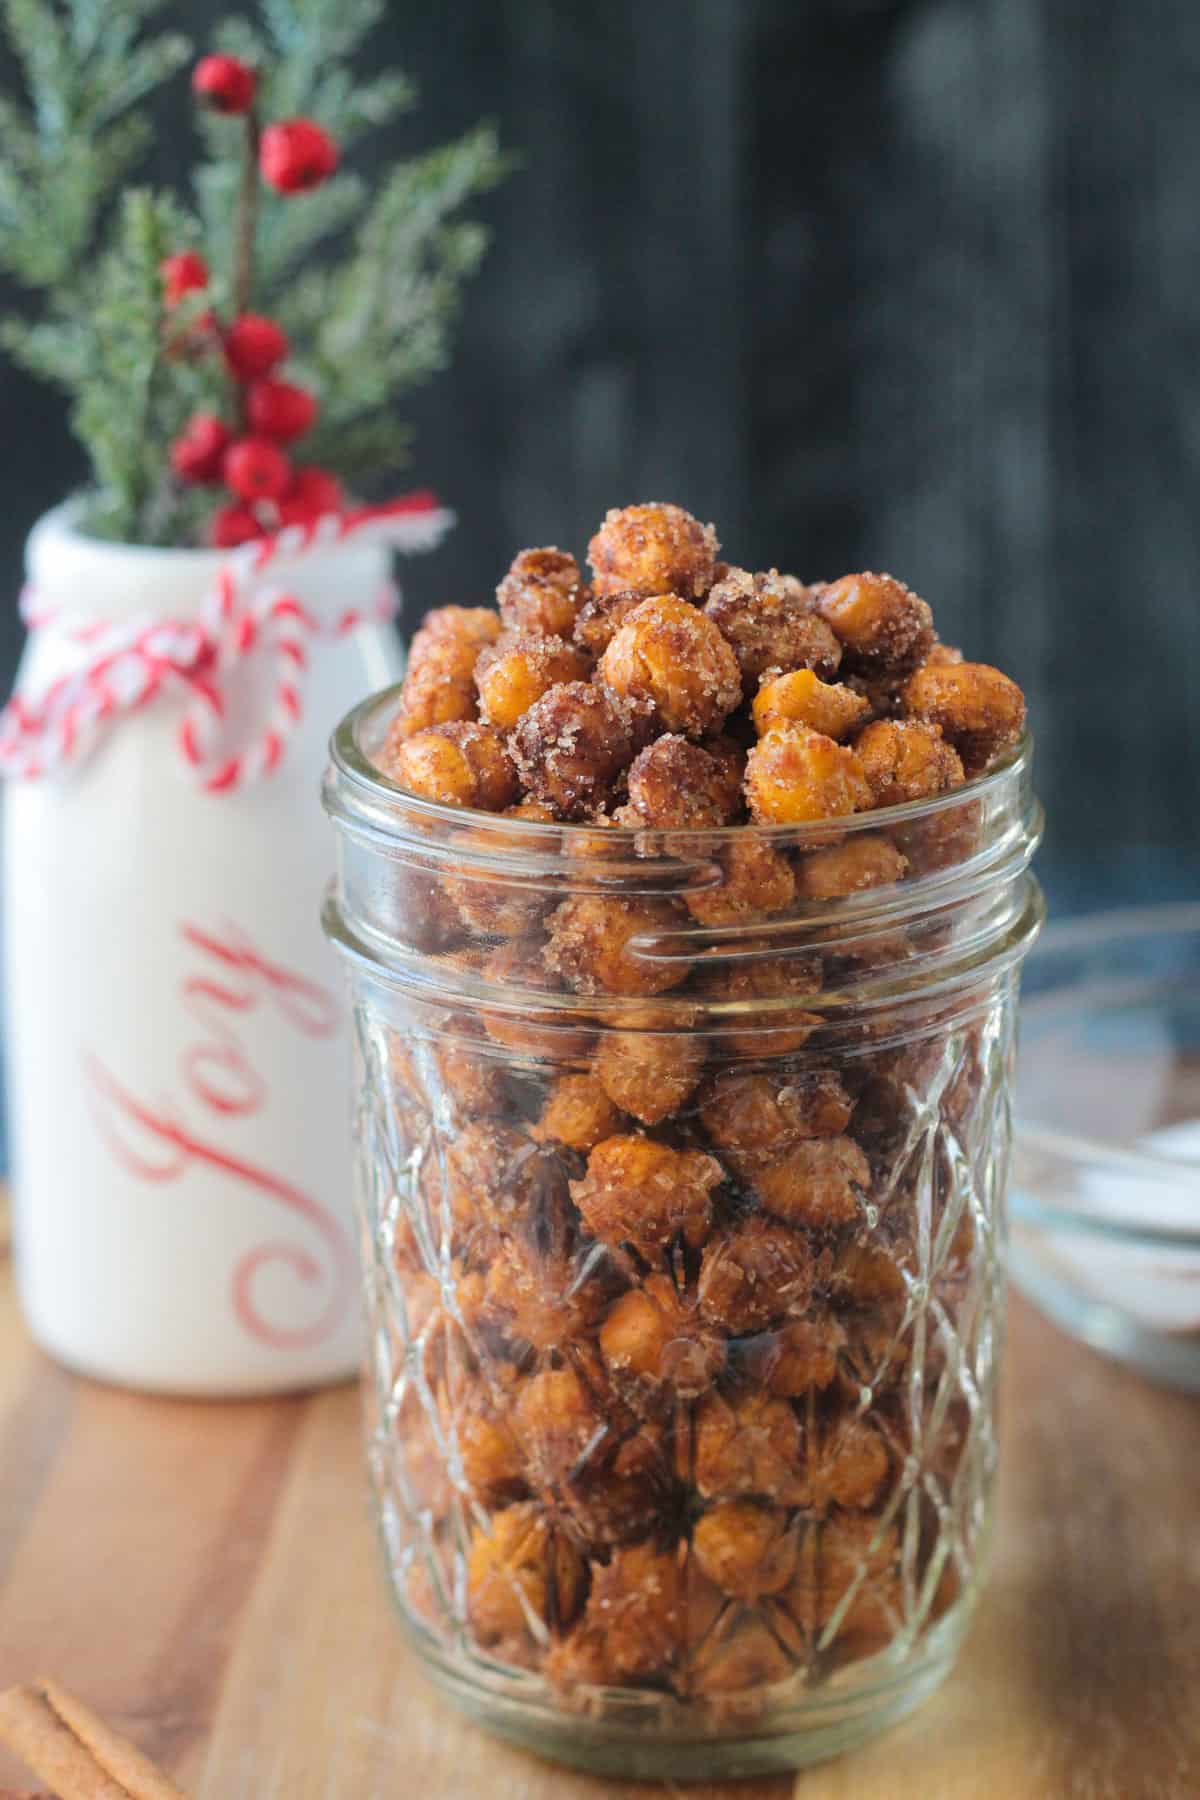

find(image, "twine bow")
[0,493,451,792]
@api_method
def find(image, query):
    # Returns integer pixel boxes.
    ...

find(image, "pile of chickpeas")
[374,503,1025,1709]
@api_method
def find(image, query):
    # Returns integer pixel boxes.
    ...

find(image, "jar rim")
[326,680,1035,849]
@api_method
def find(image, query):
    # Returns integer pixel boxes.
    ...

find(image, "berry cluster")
[162,54,343,548]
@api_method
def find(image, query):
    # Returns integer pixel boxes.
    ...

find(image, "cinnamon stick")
[0,1682,187,1799]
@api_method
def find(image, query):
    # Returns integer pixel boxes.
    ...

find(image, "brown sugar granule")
[817,572,935,676]
[705,566,841,690]
[588,502,718,600]
[752,669,870,743]
[466,1502,586,1650]
[571,1134,723,1255]
[753,1135,870,1231]
[384,719,517,812]
[497,547,587,639]
[855,717,965,806]
[744,726,873,826]
[901,660,1026,777]
[475,630,590,730]
[599,595,742,739]
[593,1028,706,1126]
[697,1213,815,1334]
[624,734,740,829]
[692,1500,797,1599]
[509,679,639,819]
[543,893,690,996]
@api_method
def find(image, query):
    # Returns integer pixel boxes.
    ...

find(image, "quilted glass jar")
[322,688,1043,1781]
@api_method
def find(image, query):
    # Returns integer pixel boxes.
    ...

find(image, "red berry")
[224,314,289,381]
[170,414,231,484]
[223,436,291,502]
[246,378,318,443]
[161,251,209,305]
[259,119,339,194]
[192,54,257,115]
[210,504,264,549]
[279,465,344,524]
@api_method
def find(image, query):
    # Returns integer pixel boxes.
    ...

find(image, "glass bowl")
[1011,904,1200,1390]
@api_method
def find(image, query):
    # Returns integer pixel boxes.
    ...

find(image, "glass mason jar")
[322,687,1043,1782]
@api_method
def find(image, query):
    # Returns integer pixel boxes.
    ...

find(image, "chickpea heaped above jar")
[362,500,1030,1717]
[376,509,1023,831]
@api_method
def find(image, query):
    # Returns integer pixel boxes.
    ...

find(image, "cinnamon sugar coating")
[744,726,872,826]
[817,572,935,676]
[533,1072,625,1151]
[571,1134,723,1255]
[705,567,840,688]
[593,1028,706,1125]
[855,717,965,806]
[599,596,742,739]
[902,660,1026,776]
[793,834,907,901]
[384,720,516,812]
[386,605,501,743]
[588,502,718,600]
[625,734,740,829]
[544,894,689,996]
[509,680,638,819]
[497,547,587,639]
[697,1213,815,1333]
[572,587,645,657]
[753,1135,870,1231]
[476,630,590,730]
[684,836,796,927]
[699,1069,855,1173]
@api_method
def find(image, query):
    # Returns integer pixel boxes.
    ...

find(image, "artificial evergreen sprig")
[0,0,510,545]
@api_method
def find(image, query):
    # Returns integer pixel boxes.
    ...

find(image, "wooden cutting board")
[0,1197,1197,1800]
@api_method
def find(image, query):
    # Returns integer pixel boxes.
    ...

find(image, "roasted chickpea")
[497,547,587,639]
[693,1390,807,1503]
[509,680,639,819]
[704,566,840,689]
[624,734,740,830]
[475,630,591,730]
[744,726,872,826]
[593,1028,706,1125]
[854,717,965,806]
[699,1069,855,1173]
[599,1273,724,1406]
[457,1391,527,1505]
[817,572,935,675]
[599,595,742,739]
[901,660,1026,776]
[467,1502,586,1650]
[532,1071,625,1151]
[445,1120,574,1241]
[684,836,796,927]
[688,1616,796,1698]
[543,893,690,996]
[572,588,645,657]
[793,834,907,901]
[384,605,501,743]
[817,1514,901,1651]
[752,668,871,743]
[481,1234,621,1353]
[735,1312,846,1397]
[753,1136,870,1231]
[697,1213,815,1334]
[386,720,517,812]
[799,1415,890,1513]
[551,1543,688,1686]
[480,937,595,1061]
[693,1500,797,1598]
[588,502,718,600]
[571,1135,723,1255]
[696,949,824,1055]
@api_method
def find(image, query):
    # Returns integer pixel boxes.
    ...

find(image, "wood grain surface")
[0,1196,1197,1800]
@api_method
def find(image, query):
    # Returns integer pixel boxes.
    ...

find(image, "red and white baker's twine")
[0,492,451,793]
